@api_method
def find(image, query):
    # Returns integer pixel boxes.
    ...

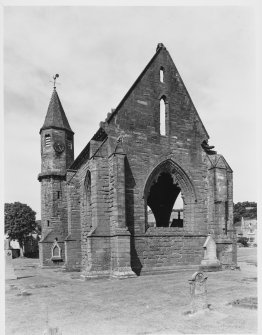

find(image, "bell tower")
[38,83,74,266]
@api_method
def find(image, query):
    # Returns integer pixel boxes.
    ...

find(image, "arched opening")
[67,134,73,150]
[160,67,164,83]
[144,159,197,230]
[83,170,92,229]
[160,98,166,136]
[52,245,59,257]
[147,172,183,227]
[51,239,62,261]
[45,134,51,147]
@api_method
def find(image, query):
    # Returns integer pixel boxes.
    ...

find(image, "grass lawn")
[5,247,257,335]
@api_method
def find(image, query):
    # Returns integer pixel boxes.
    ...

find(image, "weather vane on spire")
[51,74,59,89]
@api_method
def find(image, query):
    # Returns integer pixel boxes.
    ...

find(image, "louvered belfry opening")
[147,172,181,227]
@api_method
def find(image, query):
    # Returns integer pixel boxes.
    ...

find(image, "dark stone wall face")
[39,127,72,266]
[39,46,235,274]
[100,48,234,273]
[40,178,68,236]
[41,129,74,173]
[74,142,112,272]
[39,241,65,267]
[106,49,208,235]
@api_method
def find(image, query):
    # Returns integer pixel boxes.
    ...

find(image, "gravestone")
[199,234,221,271]
[188,272,208,313]
[43,327,62,335]
[4,237,11,250]
[5,237,17,280]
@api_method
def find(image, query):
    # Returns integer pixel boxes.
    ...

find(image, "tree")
[233,201,257,224]
[237,237,249,247]
[35,220,42,235]
[5,202,36,257]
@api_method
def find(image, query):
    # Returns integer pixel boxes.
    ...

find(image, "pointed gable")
[106,43,209,140]
[207,154,233,172]
[70,43,212,170]
[40,89,74,134]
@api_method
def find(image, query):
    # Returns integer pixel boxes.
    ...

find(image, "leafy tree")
[237,237,249,247]
[233,201,257,224]
[5,202,36,257]
[35,220,42,235]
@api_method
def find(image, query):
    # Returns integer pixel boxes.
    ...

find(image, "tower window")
[57,191,60,199]
[160,98,166,136]
[47,220,50,227]
[67,139,72,149]
[160,68,164,83]
[45,134,51,147]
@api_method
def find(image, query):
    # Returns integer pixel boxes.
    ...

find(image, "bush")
[237,237,249,247]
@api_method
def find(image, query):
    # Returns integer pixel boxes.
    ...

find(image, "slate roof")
[40,89,74,134]
[40,230,64,243]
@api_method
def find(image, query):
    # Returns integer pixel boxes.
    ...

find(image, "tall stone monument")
[199,234,221,271]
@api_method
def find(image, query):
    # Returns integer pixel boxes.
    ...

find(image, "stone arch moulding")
[144,159,197,204]
[51,239,62,260]
[143,159,198,231]
[84,169,91,190]
[83,169,92,231]
[83,169,91,205]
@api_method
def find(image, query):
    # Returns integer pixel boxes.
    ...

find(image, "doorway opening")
[147,172,184,227]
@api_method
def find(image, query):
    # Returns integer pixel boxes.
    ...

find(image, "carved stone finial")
[116,135,124,144]
[156,43,166,52]
[199,235,221,272]
[114,135,125,154]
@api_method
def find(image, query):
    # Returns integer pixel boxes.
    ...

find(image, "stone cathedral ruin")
[38,43,237,278]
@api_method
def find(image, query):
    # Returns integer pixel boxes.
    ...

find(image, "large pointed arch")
[144,159,197,230]
[144,159,197,204]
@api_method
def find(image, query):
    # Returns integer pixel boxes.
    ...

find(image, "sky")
[3,4,259,219]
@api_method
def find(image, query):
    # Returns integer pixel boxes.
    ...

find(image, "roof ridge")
[106,44,163,123]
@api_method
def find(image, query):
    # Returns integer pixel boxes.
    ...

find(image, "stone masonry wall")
[76,141,111,273]
[64,45,234,275]
[40,177,68,240]
[41,128,74,174]
[39,241,65,267]
[133,232,206,273]
[101,46,211,272]
[40,125,73,266]
[64,170,82,270]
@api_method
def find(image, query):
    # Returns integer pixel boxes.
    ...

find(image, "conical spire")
[40,89,74,134]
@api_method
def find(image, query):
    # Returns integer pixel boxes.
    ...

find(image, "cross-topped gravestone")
[200,234,221,271]
[188,271,208,313]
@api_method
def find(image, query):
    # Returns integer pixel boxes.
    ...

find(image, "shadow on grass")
[17,275,35,279]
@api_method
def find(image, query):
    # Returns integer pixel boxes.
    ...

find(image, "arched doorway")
[144,159,197,230]
[147,172,182,227]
